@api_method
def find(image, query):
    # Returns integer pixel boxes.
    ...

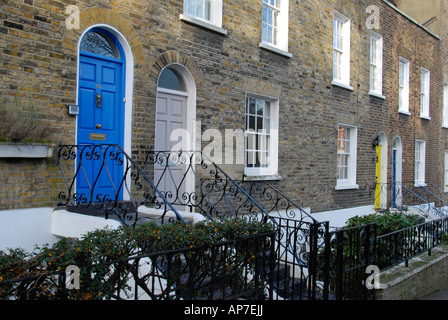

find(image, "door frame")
[375,132,388,210]
[75,24,134,200]
[155,64,197,209]
[392,136,403,207]
[156,64,197,152]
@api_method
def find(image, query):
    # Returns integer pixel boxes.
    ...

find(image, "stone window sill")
[180,14,227,35]
[259,42,293,58]
[243,174,283,181]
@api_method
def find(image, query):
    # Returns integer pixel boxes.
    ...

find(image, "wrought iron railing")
[0,232,276,300]
[141,150,279,224]
[57,145,448,300]
[140,151,328,299]
[319,223,377,300]
[56,145,332,299]
[57,144,187,226]
[376,216,448,270]
[375,182,448,219]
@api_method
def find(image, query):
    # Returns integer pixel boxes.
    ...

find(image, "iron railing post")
[322,223,332,300]
[335,229,344,300]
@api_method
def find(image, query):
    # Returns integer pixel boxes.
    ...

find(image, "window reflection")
[80,31,120,59]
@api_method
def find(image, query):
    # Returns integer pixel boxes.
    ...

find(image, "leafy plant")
[0,219,274,300]
[0,94,49,143]
[318,211,423,299]
[344,211,422,236]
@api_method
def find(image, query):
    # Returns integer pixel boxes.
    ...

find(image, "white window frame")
[420,68,430,119]
[414,140,426,186]
[260,0,292,58]
[369,31,384,98]
[244,93,279,177]
[398,57,410,115]
[332,11,352,90]
[443,83,448,128]
[336,124,358,190]
[181,0,227,35]
[445,151,448,192]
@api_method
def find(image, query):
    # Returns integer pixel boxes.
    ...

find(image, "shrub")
[344,211,422,235]
[0,219,274,300]
[0,94,49,143]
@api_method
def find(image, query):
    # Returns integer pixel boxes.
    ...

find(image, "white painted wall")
[0,207,123,253]
[0,207,59,252]
[310,205,375,228]
[51,209,122,239]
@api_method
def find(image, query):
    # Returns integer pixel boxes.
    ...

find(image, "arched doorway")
[76,26,133,201]
[375,132,388,210]
[154,64,197,208]
[392,136,403,208]
[156,64,196,152]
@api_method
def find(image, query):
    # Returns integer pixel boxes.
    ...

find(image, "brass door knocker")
[96,93,103,108]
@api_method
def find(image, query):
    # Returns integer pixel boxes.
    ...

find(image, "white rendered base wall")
[310,205,375,228]
[0,207,58,252]
[51,209,122,239]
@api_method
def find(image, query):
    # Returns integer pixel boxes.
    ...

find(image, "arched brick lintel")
[62,7,146,66]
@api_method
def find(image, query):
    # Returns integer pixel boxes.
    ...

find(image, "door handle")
[96,93,103,108]
[96,124,102,129]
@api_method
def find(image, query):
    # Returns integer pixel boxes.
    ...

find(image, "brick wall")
[375,246,448,300]
[0,0,446,214]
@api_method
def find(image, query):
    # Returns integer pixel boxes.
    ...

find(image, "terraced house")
[0,0,448,250]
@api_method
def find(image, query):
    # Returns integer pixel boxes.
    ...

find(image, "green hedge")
[0,219,274,300]
[344,211,423,235]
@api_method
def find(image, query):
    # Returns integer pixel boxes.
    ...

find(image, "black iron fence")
[320,224,377,300]
[376,216,448,270]
[375,182,448,219]
[55,145,334,300]
[57,144,187,226]
[1,232,275,300]
[54,145,448,300]
[57,145,280,226]
[268,217,329,300]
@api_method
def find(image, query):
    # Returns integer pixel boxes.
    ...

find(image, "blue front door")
[76,30,125,202]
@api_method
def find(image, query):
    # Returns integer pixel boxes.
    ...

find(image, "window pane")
[257,117,263,132]
[195,0,203,18]
[415,143,421,161]
[205,0,211,20]
[249,115,256,131]
[158,67,187,91]
[185,0,195,16]
[333,51,342,80]
[399,62,404,87]
[256,99,264,116]
[337,126,352,181]
[262,3,279,45]
[333,19,343,50]
[248,98,256,115]
[246,133,255,150]
[337,154,348,180]
[80,31,120,59]
[264,118,270,131]
[258,151,269,167]
[185,0,211,21]
[371,65,378,91]
[245,97,273,170]
[370,38,377,65]
[246,150,255,167]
